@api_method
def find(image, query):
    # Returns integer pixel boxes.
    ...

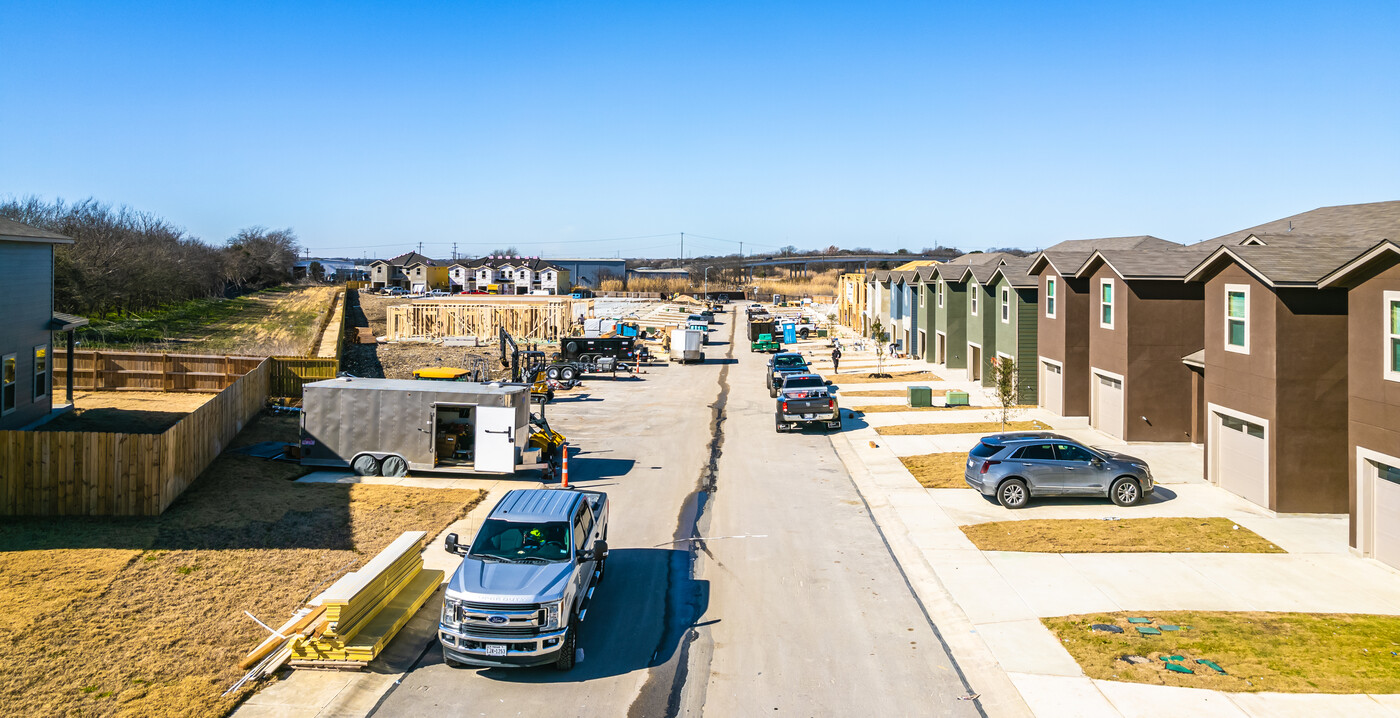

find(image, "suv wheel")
[553,625,577,671]
[1111,477,1143,507]
[997,479,1029,509]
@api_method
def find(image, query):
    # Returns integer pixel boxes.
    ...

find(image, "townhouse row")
[370,252,570,294]
[836,201,1400,569]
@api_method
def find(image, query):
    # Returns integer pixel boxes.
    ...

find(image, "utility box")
[817,329,828,338]
[944,390,970,407]
[907,385,933,408]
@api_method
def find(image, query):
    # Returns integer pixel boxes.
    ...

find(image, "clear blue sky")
[3,1,1397,259]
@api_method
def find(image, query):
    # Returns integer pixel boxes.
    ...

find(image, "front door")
[968,344,982,381]
[936,333,946,364]
[474,406,517,473]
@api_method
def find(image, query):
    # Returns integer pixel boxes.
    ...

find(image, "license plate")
[802,414,815,419]
[483,644,507,656]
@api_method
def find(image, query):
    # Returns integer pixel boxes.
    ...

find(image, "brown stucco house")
[1183,236,1377,513]
[1028,236,1178,418]
[1070,245,1211,441]
[1316,239,1400,568]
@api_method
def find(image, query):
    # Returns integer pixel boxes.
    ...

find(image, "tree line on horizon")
[2,196,300,317]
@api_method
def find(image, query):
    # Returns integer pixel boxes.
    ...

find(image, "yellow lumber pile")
[290,531,443,664]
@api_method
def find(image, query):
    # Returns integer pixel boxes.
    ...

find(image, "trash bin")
[907,385,933,407]
[944,391,970,407]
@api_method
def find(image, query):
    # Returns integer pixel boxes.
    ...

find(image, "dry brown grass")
[841,389,926,398]
[1044,611,1400,693]
[853,404,993,413]
[0,412,484,718]
[822,370,943,384]
[876,420,1052,436]
[961,518,1284,554]
[40,391,215,434]
[899,453,970,488]
[752,269,840,298]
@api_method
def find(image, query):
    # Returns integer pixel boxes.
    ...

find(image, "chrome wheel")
[998,480,1028,509]
[1112,479,1141,507]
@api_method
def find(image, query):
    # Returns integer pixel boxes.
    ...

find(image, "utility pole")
[417,241,423,256]
[680,232,684,261]
[452,242,457,260]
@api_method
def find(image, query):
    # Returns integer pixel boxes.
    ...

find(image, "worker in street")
[831,345,842,373]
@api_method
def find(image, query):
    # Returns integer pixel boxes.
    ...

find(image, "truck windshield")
[469,519,571,562]
[783,376,825,389]
[773,356,806,368]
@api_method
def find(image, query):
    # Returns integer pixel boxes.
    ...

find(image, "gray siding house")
[0,218,81,430]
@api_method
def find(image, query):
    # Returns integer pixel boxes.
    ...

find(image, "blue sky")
[3,1,1397,258]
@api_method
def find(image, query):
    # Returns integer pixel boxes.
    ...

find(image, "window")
[970,442,1001,458]
[1099,279,1114,328]
[920,285,925,308]
[33,345,47,399]
[1000,287,1011,323]
[1220,414,1265,439]
[1046,277,1057,318]
[1054,443,1097,463]
[937,280,944,308]
[1225,284,1249,353]
[1,354,15,415]
[574,508,593,552]
[1387,291,1400,381]
[970,282,979,315]
[1013,444,1056,460]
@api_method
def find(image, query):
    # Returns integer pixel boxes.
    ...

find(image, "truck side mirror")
[445,533,464,555]
[591,540,608,560]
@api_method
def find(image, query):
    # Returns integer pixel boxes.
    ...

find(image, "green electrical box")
[945,391,970,407]
[907,385,933,407]
[817,329,828,338]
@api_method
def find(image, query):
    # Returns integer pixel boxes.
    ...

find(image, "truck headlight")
[542,600,563,630]
[441,599,459,626]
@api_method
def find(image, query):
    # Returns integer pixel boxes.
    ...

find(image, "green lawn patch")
[1044,611,1400,693]
[961,518,1284,553]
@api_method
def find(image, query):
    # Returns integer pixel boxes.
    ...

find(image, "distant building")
[628,267,689,280]
[450,256,570,294]
[547,258,628,288]
[369,252,450,291]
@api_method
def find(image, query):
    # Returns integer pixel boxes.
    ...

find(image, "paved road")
[372,310,980,717]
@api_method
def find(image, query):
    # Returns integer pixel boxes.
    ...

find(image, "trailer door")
[475,406,517,473]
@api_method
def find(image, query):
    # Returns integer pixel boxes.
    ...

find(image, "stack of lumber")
[289,531,443,664]
[356,327,377,344]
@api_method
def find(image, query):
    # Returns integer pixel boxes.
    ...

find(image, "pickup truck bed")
[775,388,841,432]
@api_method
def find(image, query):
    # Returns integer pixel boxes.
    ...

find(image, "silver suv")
[964,432,1154,509]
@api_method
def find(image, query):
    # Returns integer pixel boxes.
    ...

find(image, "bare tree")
[991,356,1022,429]
[870,319,890,378]
[223,227,300,291]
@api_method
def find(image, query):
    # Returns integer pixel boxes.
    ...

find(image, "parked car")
[766,352,809,397]
[426,290,451,298]
[774,374,840,432]
[964,432,1154,509]
[385,287,409,296]
[440,488,608,670]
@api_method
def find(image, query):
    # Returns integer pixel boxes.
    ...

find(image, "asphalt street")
[371,308,981,717]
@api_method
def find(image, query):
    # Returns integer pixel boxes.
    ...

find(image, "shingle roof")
[0,217,73,243]
[1237,232,1377,248]
[1206,200,1400,246]
[915,266,939,282]
[990,257,1038,288]
[381,251,436,267]
[1183,241,1380,287]
[1317,240,1400,288]
[1032,236,1178,276]
[1077,242,1218,280]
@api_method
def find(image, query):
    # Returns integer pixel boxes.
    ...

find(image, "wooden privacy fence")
[385,300,584,341]
[54,351,265,392]
[268,357,338,398]
[0,359,271,516]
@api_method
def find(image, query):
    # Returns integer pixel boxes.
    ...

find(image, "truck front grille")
[463,601,541,612]
[467,625,542,638]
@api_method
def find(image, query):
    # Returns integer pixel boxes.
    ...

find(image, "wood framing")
[386,298,590,341]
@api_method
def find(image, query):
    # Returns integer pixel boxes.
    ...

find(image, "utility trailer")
[300,378,545,477]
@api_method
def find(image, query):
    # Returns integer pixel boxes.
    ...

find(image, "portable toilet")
[783,323,797,344]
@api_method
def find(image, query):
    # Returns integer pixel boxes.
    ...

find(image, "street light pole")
[704,266,713,299]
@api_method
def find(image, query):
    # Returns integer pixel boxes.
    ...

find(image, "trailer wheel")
[351,454,381,476]
[380,455,408,477]
[560,366,579,382]
[546,366,561,380]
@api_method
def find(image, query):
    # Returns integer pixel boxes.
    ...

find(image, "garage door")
[1041,362,1063,415]
[1092,373,1123,438]
[1215,412,1268,507]
[1371,461,1400,569]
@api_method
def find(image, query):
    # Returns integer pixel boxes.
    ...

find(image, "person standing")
[831,345,842,374]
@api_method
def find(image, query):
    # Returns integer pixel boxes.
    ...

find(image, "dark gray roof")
[1078,242,1219,280]
[376,251,436,267]
[1317,240,1400,288]
[1238,232,1377,248]
[49,312,89,331]
[1207,201,1400,246]
[1185,242,1378,287]
[0,217,73,244]
[915,266,939,282]
[990,257,1038,288]
[1033,236,1178,276]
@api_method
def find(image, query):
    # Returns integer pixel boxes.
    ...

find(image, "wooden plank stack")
[289,531,444,664]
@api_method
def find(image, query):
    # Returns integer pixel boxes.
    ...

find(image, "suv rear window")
[773,356,806,368]
[969,442,1001,458]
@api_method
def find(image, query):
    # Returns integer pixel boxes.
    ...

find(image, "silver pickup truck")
[775,373,842,432]
[440,488,609,670]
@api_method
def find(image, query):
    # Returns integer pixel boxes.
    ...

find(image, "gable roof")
[915,265,939,282]
[1076,243,1217,280]
[377,251,436,267]
[1029,236,1178,276]
[0,217,73,244]
[989,257,1038,288]
[1184,234,1383,287]
[1317,240,1400,288]
[1206,200,1400,246]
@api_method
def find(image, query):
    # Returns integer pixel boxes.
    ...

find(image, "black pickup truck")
[774,374,841,432]
[765,352,809,397]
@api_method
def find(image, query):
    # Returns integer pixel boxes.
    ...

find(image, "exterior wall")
[991,282,1039,405]
[838,273,867,333]
[966,280,985,370]
[0,241,55,430]
[1123,276,1204,442]
[936,279,969,369]
[917,281,934,362]
[980,282,999,386]
[1349,262,1400,546]
[1037,268,1093,417]
[1273,286,1349,513]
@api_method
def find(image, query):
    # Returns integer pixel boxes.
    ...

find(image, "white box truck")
[668,328,704,364]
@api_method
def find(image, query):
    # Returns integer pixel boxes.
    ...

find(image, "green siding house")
[931,264,970,369]
[915,266,938,363]
[989,259,1040,404]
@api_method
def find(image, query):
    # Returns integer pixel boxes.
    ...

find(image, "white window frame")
[1045,276,1057,319]
[33,344,48,400]
[937,279,944,308]
[1386,290,1400,383]
[1000,286,1011,323]
[1224,283,1250,355]
[1,353,15,416]
[970,282,979,316]
[920,284,926,308]
[1099,278,1115,329]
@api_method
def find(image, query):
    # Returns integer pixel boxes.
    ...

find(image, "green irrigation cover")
[1164,663,1194,674]
[1159,625,1180,631]
[1135,626,1162,635]
[1197,659,1227,675]
[1127,617,1152,624]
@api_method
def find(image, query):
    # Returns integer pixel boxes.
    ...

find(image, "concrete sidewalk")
[824,342,1400,717]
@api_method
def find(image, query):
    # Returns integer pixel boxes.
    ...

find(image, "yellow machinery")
[415,364,554,404]
[413,367,472,381]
